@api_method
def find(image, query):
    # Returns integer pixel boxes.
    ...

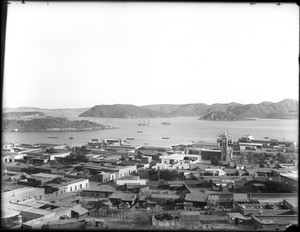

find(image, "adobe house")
[80,185,116,198]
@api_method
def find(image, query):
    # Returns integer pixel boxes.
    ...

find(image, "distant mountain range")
[4,99,298,120]
[79,99,298,119]
[79,104,167,118]
[3,107,89,118]
[3,111,46,119]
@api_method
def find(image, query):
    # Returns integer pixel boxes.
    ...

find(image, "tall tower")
[220,131,228,161]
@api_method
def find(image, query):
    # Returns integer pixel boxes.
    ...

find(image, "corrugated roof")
[19,211,44,222]
[83,185,116,193]
[3,202,32,212]
[22,207,54,216]
[1,209,19,219]
[71,205,88,215]
[151,193,180,199]
[233,193,248,202]
[283,198,298,207]
[180,211,200,216]
[31,173,62,179]
[185,193,208,202]
[228,212,247,220]
[140,150,162,156]
[109,192,125,199]
[121,194,136,201]
[208,194,219,201]
[254,215,298,225]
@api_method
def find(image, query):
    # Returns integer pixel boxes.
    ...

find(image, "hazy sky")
[3,2,299,108]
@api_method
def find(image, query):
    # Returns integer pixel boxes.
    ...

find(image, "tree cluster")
[265,180,295,193]
[49,177,64,184]
[276,153,295,163]
[61,152,88,164]
[211,157,220,166]
[136,169,184,181]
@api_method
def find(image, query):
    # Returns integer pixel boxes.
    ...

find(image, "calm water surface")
[2,117,298,148]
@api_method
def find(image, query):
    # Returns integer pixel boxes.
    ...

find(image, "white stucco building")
[152,153,202,170]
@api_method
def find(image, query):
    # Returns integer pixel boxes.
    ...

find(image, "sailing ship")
[69,131,74,140]
[138,119,151,126]
[161,120,170,125]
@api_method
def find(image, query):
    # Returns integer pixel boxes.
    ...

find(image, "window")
[80,184,82,188]
[70,187,72,191]
[75,186,77,190]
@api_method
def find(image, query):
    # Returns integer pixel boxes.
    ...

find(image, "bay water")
[2,117,298,148]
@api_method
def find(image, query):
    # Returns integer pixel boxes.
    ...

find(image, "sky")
[3,2,299,109]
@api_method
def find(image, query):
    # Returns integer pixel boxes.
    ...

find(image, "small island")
[199,111,254,121]
[2,117,112,132]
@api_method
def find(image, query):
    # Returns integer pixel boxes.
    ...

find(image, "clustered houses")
[153,153,202,170]
[82,163,137,183]
[1,134,298,230]
[237,135,298,154]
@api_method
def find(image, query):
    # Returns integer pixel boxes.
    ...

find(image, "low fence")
[89,209,132,220]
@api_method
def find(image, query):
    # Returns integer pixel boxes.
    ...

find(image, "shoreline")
[3,127,119,133]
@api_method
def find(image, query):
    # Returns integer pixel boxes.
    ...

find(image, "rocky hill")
[79,104,168,118]
[142,99,298,119]
[2,117,108,132]
[6,99,298,120]
[199,111,249,121]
